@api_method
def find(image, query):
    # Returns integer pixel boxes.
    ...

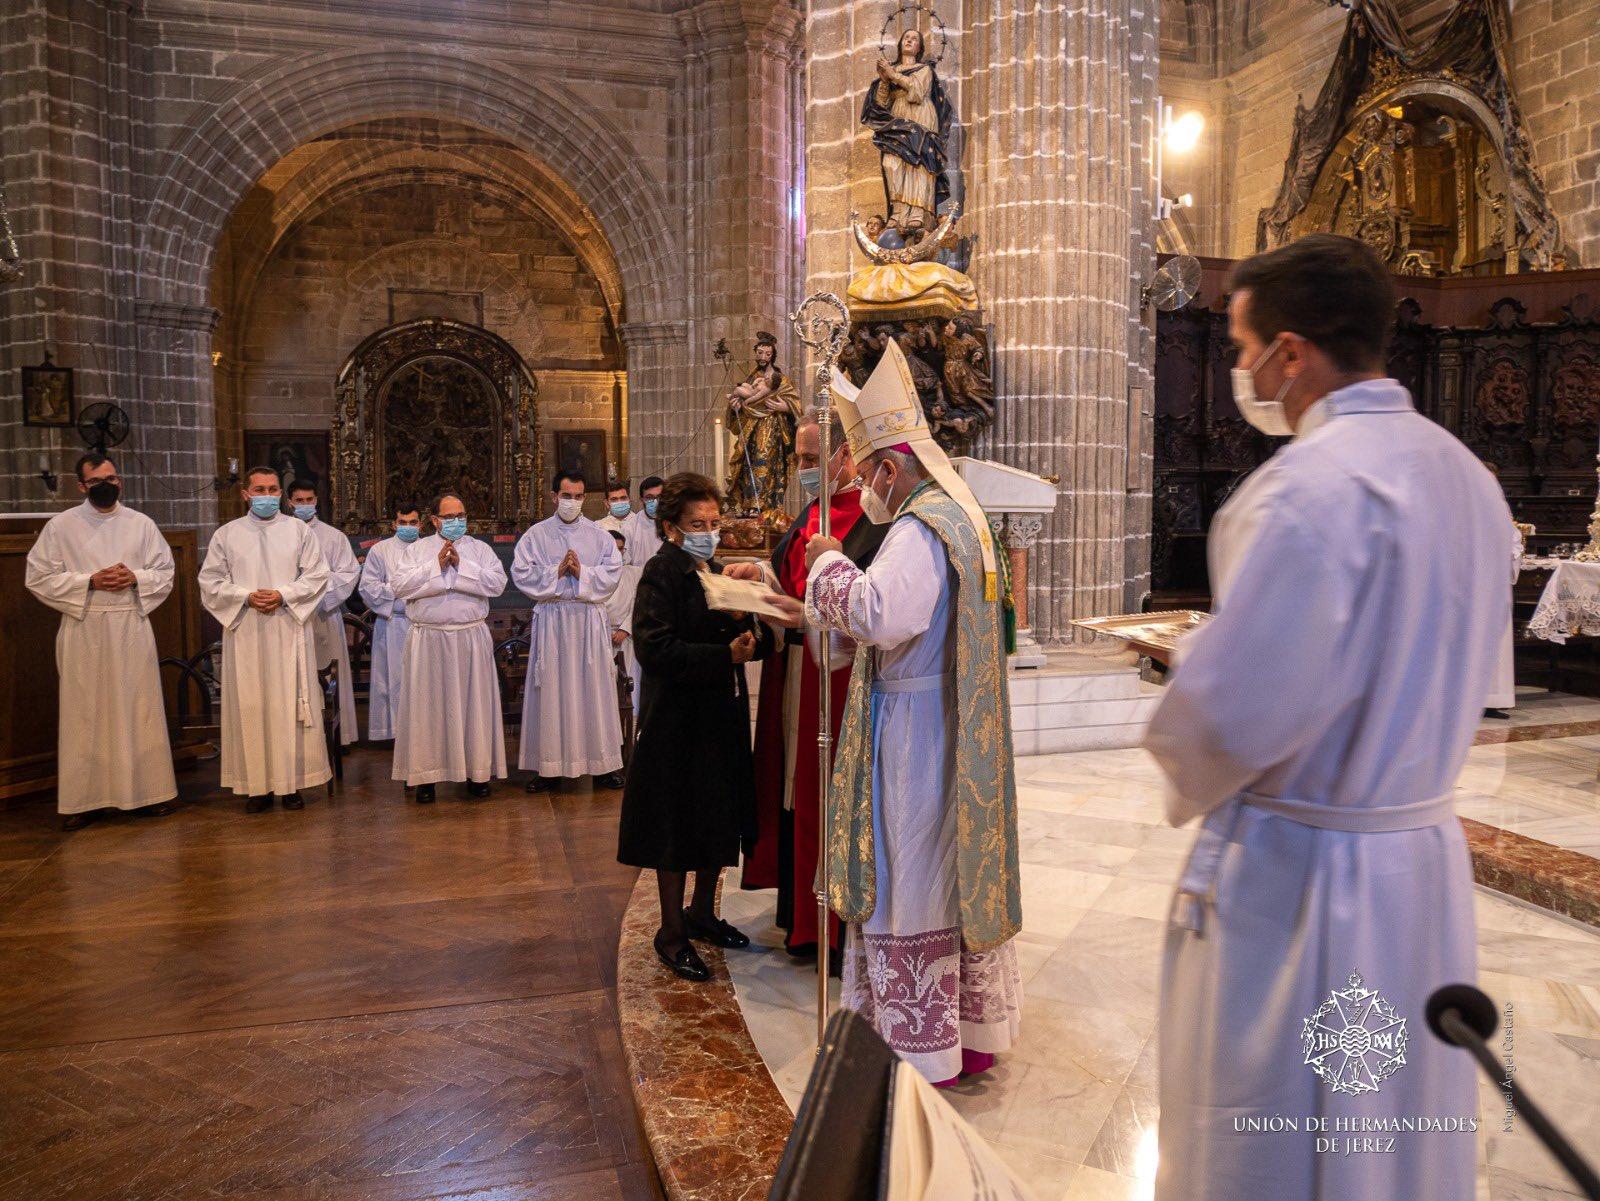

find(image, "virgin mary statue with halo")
[860,24,952,234]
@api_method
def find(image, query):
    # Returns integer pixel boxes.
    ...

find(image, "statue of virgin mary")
[860,26,952,234]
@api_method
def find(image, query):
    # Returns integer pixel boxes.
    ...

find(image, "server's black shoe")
[525,775,553,793]
[415,784,436,804]
[245,795,273,814]
[280,793,305,810]
[467,781,491,799]
[595,770,626,790]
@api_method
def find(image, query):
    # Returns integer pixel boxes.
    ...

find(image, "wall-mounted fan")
[77,402,131,453]
[1143,254,1202,311]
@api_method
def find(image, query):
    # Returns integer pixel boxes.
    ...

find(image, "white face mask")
[859,463,894,526]
[556,495,583,522]
[1230,338,1296,437]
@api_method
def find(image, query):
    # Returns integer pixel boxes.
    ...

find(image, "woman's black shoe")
[684,909,751,949]
[654,934,711,982]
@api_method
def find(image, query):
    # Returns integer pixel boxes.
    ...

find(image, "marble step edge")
[1461,817,1600,931]
[1011,694,1160,733]
[1013,718,1154,756]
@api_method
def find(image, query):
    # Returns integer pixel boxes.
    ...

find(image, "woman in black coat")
[618,472,774,981]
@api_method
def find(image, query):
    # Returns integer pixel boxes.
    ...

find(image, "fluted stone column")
[966,0,1158,642]
[133,300,221,531]
[622,320,691,477]
[663,0,805,487]
[803,0,1156,644]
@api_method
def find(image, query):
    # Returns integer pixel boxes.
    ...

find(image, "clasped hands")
[247,588,283,613]
[557,549,582,579]
[437,542,460,571]
[90,563,136,592]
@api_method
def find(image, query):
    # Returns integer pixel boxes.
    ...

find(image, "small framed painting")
[21,353,75,428]
[244,429,333,522]
[552,429,608,491]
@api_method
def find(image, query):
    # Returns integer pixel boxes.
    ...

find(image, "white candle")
[714,418,726,475]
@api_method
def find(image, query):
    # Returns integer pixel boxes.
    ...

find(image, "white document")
[885,1061,1038,1201]
[699,569,792,621]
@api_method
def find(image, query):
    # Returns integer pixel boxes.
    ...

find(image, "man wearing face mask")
[1142,235,1514,1201]
[390,492,508,803]
[769,340,1023,1087]
[736,416,887,956]
[620,475,664,570]
[512,470,626,792]
[358,501,423,741]
[199,466,332,812]
[597,478,631,535]
[26,452,178,830]
[287,481,359,747]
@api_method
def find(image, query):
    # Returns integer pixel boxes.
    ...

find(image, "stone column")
[133,300,222,531]
[966,0,1159,643]
[673,0,806,487]
[1000,512,1047,667]
[621,320,691,477]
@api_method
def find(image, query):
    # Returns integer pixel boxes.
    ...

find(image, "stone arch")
[139,47,678,324]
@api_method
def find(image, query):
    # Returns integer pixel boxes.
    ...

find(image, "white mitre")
[830,338,1000,594]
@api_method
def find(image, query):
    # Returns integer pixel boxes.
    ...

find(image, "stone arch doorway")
[330,319,541,535]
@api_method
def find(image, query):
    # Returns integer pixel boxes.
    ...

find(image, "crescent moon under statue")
[851,204,962,266]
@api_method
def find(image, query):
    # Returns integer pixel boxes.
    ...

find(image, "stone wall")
[0,0,804,531]
[1159,0,1600,266]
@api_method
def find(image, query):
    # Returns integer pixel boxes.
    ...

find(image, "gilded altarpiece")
[331,319,541,535]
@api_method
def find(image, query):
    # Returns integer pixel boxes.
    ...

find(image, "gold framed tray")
[1072,610,1210,659]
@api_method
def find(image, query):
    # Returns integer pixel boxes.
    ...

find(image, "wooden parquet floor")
[0,749,663,1201]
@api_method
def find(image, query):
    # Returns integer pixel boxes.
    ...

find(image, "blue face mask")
[249,495,280,520]
[681,530,720,561]
[644,498,659,519]
[395,524,420,543]
[609,500,631,519]
[293,504,316,522]
[798,466,822,494]
[439,516,468,541]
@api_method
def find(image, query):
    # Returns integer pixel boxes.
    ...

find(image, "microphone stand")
[1428,984,1600,1199]
[790,293,848,1048]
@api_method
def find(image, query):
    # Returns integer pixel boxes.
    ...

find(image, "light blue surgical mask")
[439,516,467,541]
[395,525,420,543]
[681,530,720,561]
[798,466,822,495]
[293,504,316,521]
[609,500,631,519]
[249,495,280,520]
[644,498,659,519]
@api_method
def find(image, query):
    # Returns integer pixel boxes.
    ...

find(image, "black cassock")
[617,542,775,872]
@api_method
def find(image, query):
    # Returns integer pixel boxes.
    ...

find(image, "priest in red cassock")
[730,415,887,955]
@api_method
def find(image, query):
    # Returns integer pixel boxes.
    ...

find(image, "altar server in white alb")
[358,500,423,741]
[603,529,641,709]
[390,492,507,803]
[618,474,663,701]
[781,340,1023,1087]
[621,475,664,570]
[1142,235,1511,1201]
[199,466,332,812]
[25,452,178,830]
[513,470,625,792]
[287,481,359,745]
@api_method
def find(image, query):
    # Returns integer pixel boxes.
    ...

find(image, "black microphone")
[1426,983,1600,1200]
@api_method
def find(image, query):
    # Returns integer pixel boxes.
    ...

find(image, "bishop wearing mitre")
[199,466,332,812]
[26,452,178,830]
[287,480,359,745]
[770,340,1023,1085]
